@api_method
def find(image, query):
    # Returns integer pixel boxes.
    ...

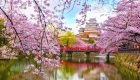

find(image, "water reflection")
[53,61,122,80]
[0,57,139,80]
[0,59,42,80]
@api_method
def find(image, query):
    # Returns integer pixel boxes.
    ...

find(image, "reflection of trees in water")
[0,60,13,80]
[59,61,123,80]
[78,64,122,80]
[1,59,138,80]
[0,59,28,80]
[0,58,60,80]
[0,59,43,80]
[55,65,75,80]
[10,71,42,80]
[75,64,101,80]
[101,65,122,80]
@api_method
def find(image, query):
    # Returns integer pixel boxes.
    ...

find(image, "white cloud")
[86,4,115,23]
[64,23,80,34]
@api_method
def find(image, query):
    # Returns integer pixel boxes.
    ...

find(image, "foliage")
[59,32,76,47]
[116,64,140,80]
[0,18,5,31]
[0,59,31,80]
[96,0,140,53]
[0,0,120,70]
[85,38,97,46]
[0,0,119,55]
[0,18,8,47]
[114,54,140,73]
[0,0,61,68]
[114,54,140,80]
[87,38,94,44]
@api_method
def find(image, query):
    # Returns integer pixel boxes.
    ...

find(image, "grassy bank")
[114,54,140,73]
[113,54,140,80]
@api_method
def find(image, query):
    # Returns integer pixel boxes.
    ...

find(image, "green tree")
[87,38,94,44]
[87,38,97,46]
[0,18,8,47]
[59,32,75,47]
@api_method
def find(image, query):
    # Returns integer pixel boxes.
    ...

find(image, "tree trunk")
[139,45,140,53]
[106,53,110,63]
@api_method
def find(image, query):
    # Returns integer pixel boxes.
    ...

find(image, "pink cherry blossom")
[96,0,140,53]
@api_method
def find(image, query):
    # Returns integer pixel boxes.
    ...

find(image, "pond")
[0,55,139,80]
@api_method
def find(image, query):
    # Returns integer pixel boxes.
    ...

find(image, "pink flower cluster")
[96,0,140,53]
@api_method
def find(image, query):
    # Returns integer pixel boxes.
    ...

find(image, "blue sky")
[62,0,120,34]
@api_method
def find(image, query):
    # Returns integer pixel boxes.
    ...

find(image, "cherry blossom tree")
[0,0,121,73]
[96,0,140,53]
[0,0,62,71]
[0,0,119,55]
